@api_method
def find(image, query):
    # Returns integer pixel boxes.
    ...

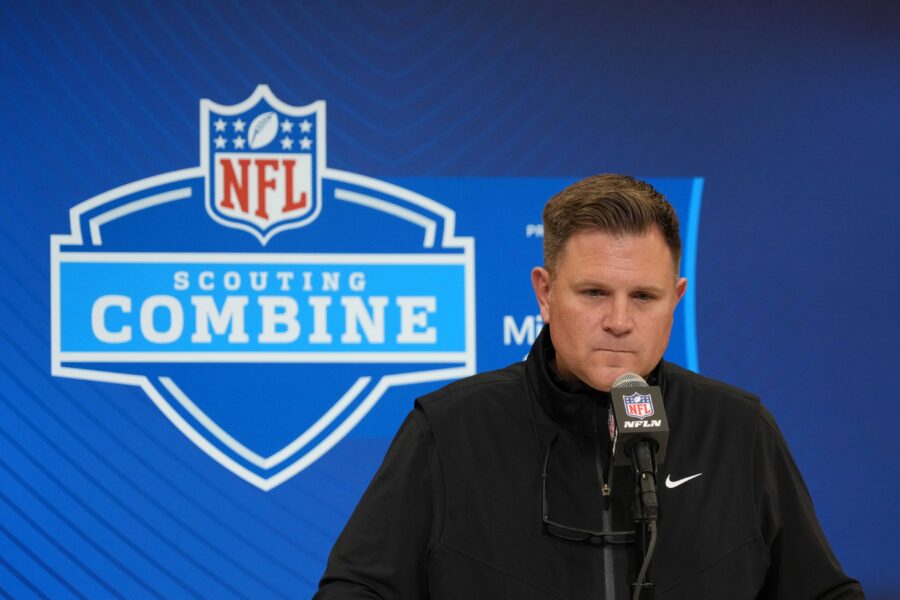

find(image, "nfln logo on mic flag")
[51,86,475,490]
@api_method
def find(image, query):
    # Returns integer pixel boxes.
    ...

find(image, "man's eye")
[633,292,655,301]
[584,289,605,297]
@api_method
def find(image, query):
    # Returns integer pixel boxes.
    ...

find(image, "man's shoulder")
[663,363,782,460]
[415,362,527,418]
[662,361,763,417]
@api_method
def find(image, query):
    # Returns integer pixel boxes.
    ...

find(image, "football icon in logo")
[248,110,279,149]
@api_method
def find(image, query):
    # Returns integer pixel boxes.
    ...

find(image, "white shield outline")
[51,140,476,491]
[201,85,325,246]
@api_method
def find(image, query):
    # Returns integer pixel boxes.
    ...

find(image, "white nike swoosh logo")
[665,473,703,488]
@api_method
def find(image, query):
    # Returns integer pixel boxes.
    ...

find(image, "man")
[315,175,863,599]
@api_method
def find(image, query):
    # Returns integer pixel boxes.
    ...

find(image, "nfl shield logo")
[624,391,655,419]
[201,85,324,245]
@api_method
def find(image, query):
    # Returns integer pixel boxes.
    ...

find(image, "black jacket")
[316,328,863,599]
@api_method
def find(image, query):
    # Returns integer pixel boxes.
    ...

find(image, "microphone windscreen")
[612,372,647,389]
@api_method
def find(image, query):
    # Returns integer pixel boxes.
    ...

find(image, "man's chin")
[582,373,617,393]
[584,366,638,392]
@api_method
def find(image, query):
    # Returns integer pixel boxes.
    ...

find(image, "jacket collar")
[525,325,664,438]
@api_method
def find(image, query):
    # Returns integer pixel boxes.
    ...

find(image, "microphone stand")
[630,442,659,600]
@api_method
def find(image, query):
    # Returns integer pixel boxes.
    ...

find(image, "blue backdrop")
[1,1,898,598]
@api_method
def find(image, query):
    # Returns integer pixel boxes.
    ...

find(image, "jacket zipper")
[594,400,617,599]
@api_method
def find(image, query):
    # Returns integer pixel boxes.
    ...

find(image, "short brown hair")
[542,174,681,275]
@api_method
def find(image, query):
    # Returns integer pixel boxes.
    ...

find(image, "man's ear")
[675,277,687,304]
[532,267,552,323]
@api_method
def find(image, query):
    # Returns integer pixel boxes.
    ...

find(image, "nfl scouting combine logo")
[51,86,475,490]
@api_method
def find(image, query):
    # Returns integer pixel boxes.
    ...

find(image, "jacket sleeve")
[753,407,864,599]
[314,408,442,599]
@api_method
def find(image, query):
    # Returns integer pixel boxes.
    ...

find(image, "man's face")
[532,227,687,392]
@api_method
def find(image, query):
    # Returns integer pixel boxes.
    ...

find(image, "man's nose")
[602,297,633,336]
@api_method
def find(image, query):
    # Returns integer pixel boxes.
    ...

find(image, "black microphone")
[609,372,669,521]
[610,372,667,600]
